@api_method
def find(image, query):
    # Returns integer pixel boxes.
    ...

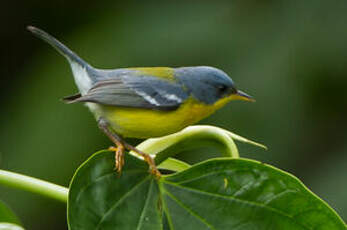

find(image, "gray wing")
[64,75,188,111]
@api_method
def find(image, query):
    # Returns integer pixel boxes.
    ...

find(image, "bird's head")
[175,66,254,106]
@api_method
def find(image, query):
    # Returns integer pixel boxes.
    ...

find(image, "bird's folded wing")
[64,76,188,111]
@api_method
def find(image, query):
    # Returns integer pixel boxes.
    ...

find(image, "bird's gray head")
[175,66,253,104]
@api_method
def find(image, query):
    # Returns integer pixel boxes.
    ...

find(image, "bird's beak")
[232,90,255,102]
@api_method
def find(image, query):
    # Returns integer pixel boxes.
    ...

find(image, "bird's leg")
[122,143,161,178]
[97,118,161,178]
[98,119,125,173]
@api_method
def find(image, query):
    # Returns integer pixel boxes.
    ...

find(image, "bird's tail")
[27,26,94,94]
[27,26,89,68]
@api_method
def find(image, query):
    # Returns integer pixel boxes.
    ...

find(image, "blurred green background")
[1,0,346,229]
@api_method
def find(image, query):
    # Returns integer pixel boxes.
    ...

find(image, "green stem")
[0,169,68,203]
[132,125,266,172]
[136,125,239,160]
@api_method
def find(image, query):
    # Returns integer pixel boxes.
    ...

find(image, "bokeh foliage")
[1,1,347,229]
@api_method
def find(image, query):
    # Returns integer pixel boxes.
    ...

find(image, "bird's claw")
[109,145,161,178]
[108,146,125,173]
[142,154,161,178]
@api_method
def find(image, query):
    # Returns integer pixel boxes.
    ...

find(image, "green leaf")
[158,158,191,172]
[68,151,162,230]
[0,201,24,230]
[68,151,346,230]
[0,201,20,225]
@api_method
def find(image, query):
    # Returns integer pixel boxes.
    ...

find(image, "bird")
[27,26,254,177]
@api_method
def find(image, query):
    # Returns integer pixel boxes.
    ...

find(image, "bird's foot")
[98,118,160,178]
[108,145,125,173]
[142,154,161,179]
[108,145,160,178]
[124,144,161,178]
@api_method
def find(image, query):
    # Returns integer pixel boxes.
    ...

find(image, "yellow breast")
[98,97,232,139]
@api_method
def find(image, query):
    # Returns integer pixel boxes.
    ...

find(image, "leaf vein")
[164,189,216,230]
[169,170,235,185]
[74,169,146,204]
[136,179,154,230]
[163,182,312,230]
[95,176,150,229]
[264,189,298,205]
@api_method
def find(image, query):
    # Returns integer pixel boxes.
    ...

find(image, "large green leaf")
[0,201,24,230]
[0,201,20,225]
[68,151,346,230]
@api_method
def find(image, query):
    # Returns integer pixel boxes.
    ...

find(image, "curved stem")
[133,126,239,172]
[137,125,239,160]
[0,169,68,203]
[134,125,266,172]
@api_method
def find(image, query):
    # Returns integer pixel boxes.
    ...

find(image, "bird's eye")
[217,85,228,93]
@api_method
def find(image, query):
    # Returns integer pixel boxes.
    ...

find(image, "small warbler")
[28,26,254,177]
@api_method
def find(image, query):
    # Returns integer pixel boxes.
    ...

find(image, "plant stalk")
[0,169,68,203]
